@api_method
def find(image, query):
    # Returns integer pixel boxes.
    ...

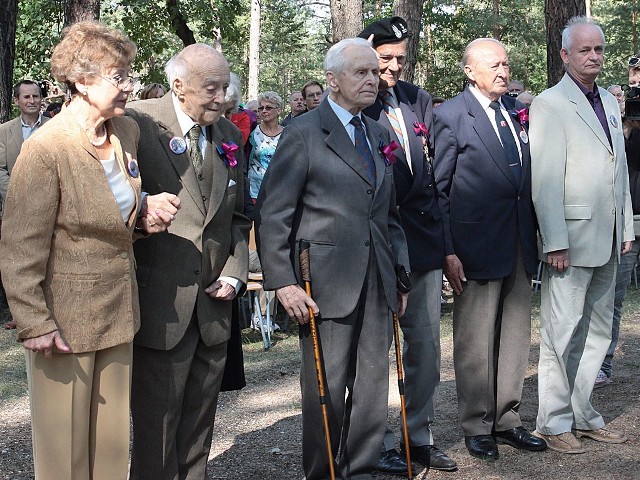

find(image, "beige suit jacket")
[0,110,142,352]
[530,74,634,267]
[0,115,49,208]
[127,95,250,350]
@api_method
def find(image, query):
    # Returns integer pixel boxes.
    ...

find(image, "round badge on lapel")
[128,159,140,178]
[519,130,529,144]
[169,136,187,154]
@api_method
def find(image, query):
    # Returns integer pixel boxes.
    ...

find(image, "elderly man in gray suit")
[530,16,632,454]
[126,44,250,480]
[256,37,410,480]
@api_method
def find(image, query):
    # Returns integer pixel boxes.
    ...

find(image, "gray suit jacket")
[0,115,49,207]
[255,99,409,319]
[127,95,250,350]
[530,74,634,267]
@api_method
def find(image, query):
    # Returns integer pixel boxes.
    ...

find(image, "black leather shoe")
[494,426,547,451]
[465,435,499,460]
[402,444,458,472]
[377,449,409,475]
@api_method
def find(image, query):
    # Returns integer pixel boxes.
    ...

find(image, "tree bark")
[166,0,197,47]
[545,0,586,87]
[64,0,100,27]
[0,0,17,123]
[330,0,362,43]
[248,0,261,100]
[393,0,425,84]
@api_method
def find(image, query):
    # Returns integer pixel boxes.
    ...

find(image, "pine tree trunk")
[393,0,425,84]
[330,0,363,43]
[0,0,17,123]
[545,0,586,87]
[64,0,100,27]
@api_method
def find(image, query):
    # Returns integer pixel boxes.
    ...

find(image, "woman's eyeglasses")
[258,105,277,112]
[629,56,640,68]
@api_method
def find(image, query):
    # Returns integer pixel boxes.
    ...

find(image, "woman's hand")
[23,331,71,358]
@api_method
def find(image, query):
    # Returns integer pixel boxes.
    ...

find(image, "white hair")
[324,37,375,75]
[561,16,605,52]
[165,43,221,86]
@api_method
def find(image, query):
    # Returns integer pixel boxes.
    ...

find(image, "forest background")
[0,0,638,121]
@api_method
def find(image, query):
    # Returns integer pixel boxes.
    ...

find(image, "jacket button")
[364,240,370,247]
[119,252,128,259]
[194,268,201,274]
[612,208,616,214]
[367,189,373,194]
[198,174,204,181]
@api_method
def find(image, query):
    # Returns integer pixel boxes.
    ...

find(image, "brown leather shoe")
[574,426,628,444]
[532,431,585,454]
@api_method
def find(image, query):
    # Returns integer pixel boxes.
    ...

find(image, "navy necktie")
[489,101,521,183]
[350,116,376,185]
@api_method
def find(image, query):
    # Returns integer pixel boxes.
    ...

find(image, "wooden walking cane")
[393,312,413,480]
[395,265,413,479]
[299,239,336,480]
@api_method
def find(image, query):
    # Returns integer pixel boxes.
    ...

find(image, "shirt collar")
[327,96,362,129]
[567,72,599,98]
[468,84,502,110]
[20,113,42,128]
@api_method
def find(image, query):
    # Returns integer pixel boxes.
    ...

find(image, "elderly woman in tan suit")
[0,22,179,480]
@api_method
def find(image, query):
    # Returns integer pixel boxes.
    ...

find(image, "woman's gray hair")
[561,16,605,53]
[324,37,374,75]
[257,91,283,109]
[224,72,242,111]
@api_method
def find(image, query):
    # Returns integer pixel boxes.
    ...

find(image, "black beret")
[358,17,409,46]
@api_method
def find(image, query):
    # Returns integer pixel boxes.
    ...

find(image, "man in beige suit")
[0,80,48,328]
[0,80,48,208]
[127,44,250,480]
[530,16,633,454]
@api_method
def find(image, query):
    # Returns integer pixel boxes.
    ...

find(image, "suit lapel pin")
[519,130,529,144]
[169,136,187,154]
[610,115,619,129]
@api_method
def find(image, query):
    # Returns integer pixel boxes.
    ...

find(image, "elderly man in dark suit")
[256,37,410,480]
[432,38,545,461]
[126,44,250,480]
[358,17,455,474]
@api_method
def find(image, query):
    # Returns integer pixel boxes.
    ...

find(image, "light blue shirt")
[327,96,372,150]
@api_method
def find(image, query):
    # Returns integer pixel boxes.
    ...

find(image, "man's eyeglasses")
[629,56,640,68]
[305,92,323,99]
[258,105,277,112]
[100,74,138,91]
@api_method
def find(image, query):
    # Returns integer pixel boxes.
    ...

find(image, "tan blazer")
[127,95,250,350]
[0,115,49,207]
[0,109,142,352]
[530,73,634,267]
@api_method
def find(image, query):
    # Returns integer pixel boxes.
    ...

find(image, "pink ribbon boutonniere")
[413,121,430,139]
[379,140,400,166]
[511,108,529,127]
[216,141,239,168]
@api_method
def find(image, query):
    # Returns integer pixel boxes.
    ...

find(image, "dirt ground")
[1,299,639,479]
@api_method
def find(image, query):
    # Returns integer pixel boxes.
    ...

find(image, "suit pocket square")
[228,179,236,187]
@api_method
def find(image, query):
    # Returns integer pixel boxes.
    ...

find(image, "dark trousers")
[131,314,227,480]
[301,258,392,480]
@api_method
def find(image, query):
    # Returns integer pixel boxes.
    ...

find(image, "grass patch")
[0,329,27,401]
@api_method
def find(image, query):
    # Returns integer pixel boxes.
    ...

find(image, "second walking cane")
[299,239,336,480]
[395,265,414,479]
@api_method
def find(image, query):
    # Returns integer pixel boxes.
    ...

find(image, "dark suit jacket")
[0,115,49,206]
[433,87,537,279]
[127,95,250,350]
[363,81,445,273]
[255,99,410,319]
